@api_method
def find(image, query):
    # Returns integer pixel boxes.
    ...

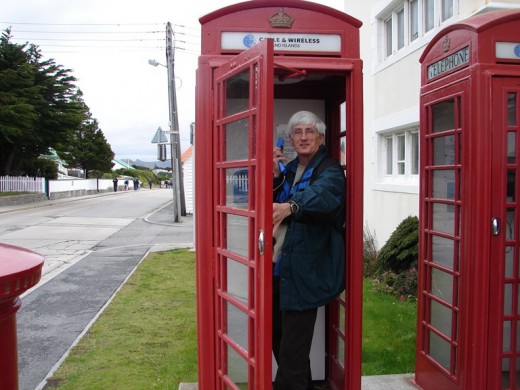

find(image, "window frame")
[397,133,406,175]
[409,0,419,42]
[382,128,420,180]
[380,0,458,61]
[397,7,405,50]
[386,135,394,175]
[385,16,393,58]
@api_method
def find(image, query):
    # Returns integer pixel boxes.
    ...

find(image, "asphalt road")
[0,189,194,390]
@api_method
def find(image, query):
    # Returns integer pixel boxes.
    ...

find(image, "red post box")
[0,243,44,390]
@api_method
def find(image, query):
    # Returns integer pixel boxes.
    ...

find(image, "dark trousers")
[273,276,318,390]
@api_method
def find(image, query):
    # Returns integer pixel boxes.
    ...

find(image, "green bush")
[372,216,419,301]
[22,158,58,180]
[113,168,157,185]
[377,216,418,274]
[156,171,171,181]
[372,267,418,301]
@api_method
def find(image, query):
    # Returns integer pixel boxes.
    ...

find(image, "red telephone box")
[416,9,520,390]
[194,1,363,389]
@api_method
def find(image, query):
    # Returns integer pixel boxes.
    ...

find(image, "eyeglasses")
[291,127,318,138]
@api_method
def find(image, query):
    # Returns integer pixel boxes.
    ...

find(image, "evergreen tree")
[0,28,84,175]
[376,216,419,274]
[58,110,114,178]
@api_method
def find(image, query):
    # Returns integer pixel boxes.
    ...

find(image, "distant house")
[40,149,69,178]
[181,145,194,214]
[112,159,135,171]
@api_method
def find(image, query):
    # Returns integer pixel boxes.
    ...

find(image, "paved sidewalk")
[0,189,123,215]
[179,373,418,390]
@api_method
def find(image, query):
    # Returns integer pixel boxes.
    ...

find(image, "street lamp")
[148,59,164,68]
[148,59,183,87]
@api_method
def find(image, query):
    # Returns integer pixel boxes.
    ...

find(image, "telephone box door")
[211,39,274,389]
[489,77,520,389]
[416,80,468,390]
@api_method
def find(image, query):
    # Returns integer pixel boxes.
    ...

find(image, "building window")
[411,131,419,175]
[410,0,419,41]
[385,17,393,57]
[442,0,454,21]
[381,0,457,59]
[386,136,393,174]
[397,133,406,174]
[425,0,435,32]
[384,129,419,178]
[397,8,405,49]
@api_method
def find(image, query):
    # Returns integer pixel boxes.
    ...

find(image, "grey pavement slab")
[17,245,150,390]
[361,374,417,389]
[179,374,419,389]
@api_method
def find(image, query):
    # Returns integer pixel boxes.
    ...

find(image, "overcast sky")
[1,0,344,162]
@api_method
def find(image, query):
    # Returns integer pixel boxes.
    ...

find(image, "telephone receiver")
[276,137,284,150]
[276,137,286,174]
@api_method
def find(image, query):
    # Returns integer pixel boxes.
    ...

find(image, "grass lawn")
[45,249,198,389]
[44,250,416,388]
[362,279,417,375]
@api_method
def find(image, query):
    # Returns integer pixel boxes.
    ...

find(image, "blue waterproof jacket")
[273,145,346,311]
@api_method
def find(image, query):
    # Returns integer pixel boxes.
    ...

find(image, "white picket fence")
[0,176,117,198]
[0,176,45,193]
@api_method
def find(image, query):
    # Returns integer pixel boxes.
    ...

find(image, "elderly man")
[272,110,346,390]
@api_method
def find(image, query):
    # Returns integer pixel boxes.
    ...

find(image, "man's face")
[289,124,324,159]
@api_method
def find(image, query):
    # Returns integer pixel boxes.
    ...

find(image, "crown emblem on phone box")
[269,9,294,28]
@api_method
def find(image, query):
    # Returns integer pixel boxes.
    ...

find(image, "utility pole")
[165,22,186,220]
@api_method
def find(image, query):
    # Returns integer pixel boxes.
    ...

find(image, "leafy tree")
[58,111,114,178]
[0,29,84,175]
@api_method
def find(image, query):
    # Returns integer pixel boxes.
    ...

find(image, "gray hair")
[287,111,326,137]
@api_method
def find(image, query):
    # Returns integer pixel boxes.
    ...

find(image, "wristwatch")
[288,200,299,215]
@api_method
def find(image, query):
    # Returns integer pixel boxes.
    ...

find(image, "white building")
[344,0,520,247]
[182,145,194,214]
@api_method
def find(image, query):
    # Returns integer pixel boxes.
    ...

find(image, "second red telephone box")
[417,9,520,390]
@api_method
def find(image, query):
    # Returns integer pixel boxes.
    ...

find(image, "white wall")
[49,178,114,193]
[344,0,520,246]
[183,151,194,214]
[344,0,418,246]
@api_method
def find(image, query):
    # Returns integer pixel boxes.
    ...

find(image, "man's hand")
[273,147,286,178]
[273,202,292,232]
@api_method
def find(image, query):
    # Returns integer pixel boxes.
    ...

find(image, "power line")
[10,37,163,42]
[0,22,165,26]
[1,21,200,56]
[2,25,200,47]
[1,22,197,32]
[9,30,164,34]
[17,44,165,49]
